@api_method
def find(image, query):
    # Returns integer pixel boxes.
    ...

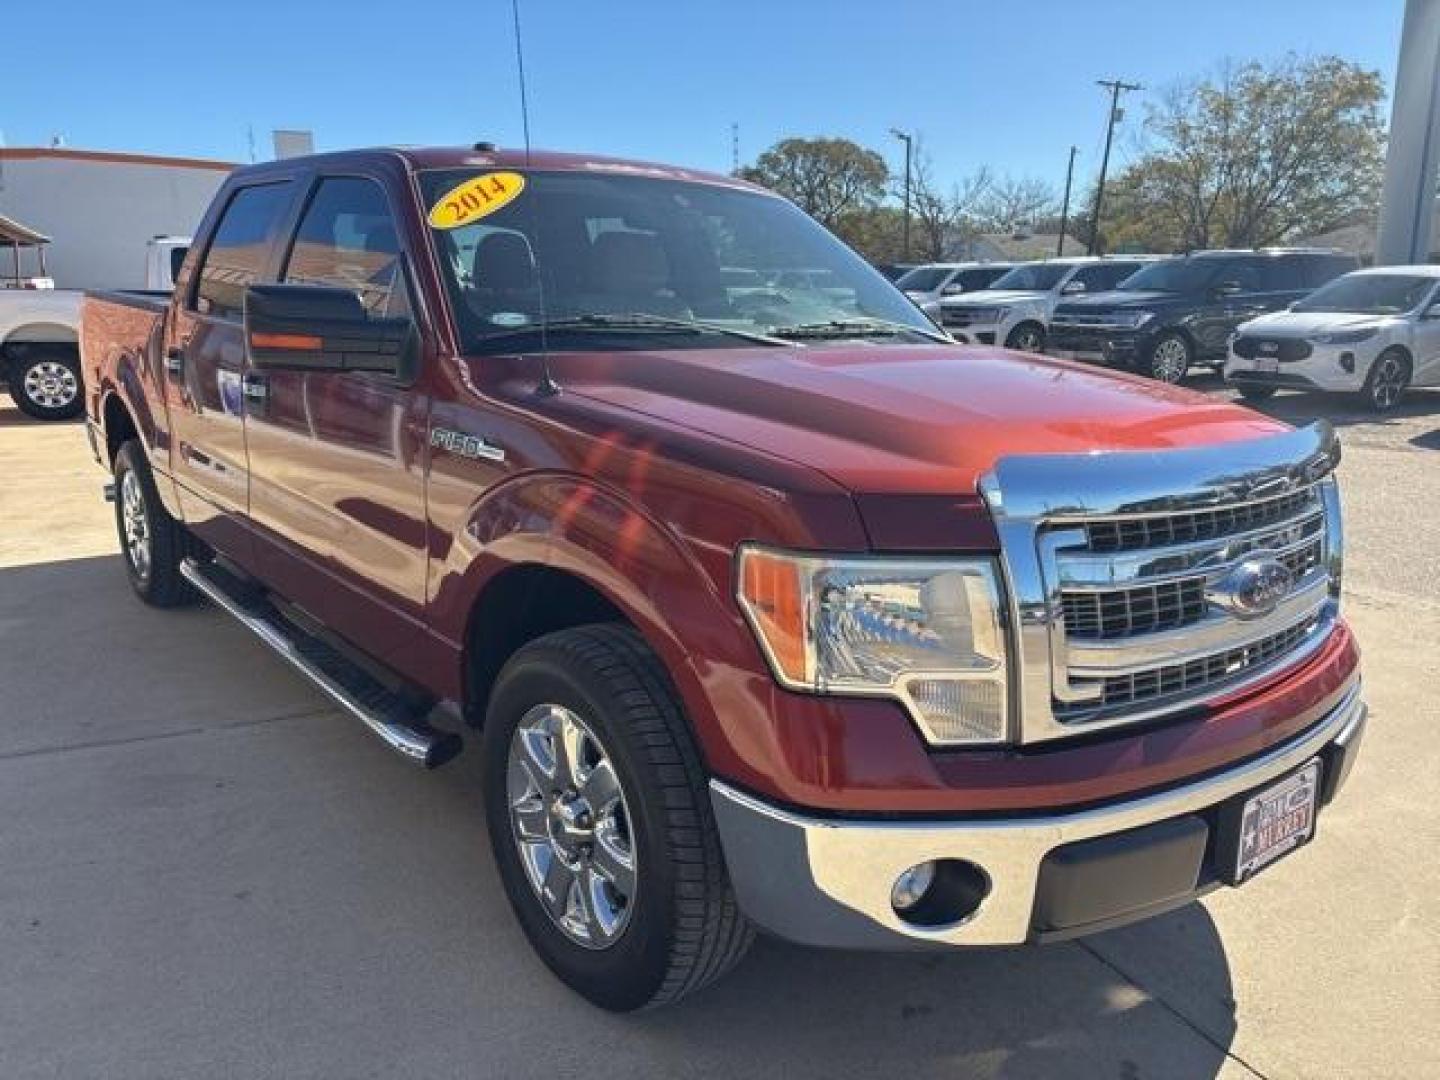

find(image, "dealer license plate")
[1232,760,1320,883]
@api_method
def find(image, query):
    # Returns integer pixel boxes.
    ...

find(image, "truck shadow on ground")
[0,552,1240,1080]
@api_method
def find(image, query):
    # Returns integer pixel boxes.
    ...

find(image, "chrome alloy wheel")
[120,468,151,581]
[1370,352,1408,410]
[1151,336,1190,383]
[22,359,79,410]
[1010,326,1043,352]
[507,703,637,948]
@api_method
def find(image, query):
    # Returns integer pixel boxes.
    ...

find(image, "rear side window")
[958,267,1003,290]
[1257,257,1308,292]
[1300,254,1357,289]
[283,176,410,317]
[1072,263,1135,292]
[194,182,295,319]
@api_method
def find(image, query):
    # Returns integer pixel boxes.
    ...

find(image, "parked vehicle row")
[939,255,1159,352]
[84,145,1366,1011]
[895,261,1013,317]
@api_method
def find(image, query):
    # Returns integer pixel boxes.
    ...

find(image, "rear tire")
[9,348,84,421]
[1004,322,1046,353]
[113,440,196,607]
[482,624,753,1011]
[1144,332,1192,384]
[1359,348,1410,412]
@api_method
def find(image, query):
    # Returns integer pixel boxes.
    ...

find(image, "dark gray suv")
[1047,249,1360,383]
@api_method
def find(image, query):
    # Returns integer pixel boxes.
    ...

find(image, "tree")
[904,144,993,262]
[833,206,913,263]
[973,175,1059,235]
[1102,55,1385,250]
[739,137,890,228]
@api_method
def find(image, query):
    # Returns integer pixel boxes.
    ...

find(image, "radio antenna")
[509,0,558,396]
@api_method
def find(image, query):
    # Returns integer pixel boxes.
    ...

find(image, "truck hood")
[942,289,1046,309]
[1238,310,1394,336]
[554,343,1285,496]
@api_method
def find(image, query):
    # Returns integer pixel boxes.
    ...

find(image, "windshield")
[895,266,953,291]
[988,263,1071,291]
[418,169,937,351]
[1292,273,1436,315]
[1118,258,1219,293]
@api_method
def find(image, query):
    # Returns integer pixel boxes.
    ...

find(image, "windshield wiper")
[477,313,794,347]
[768,318,949,343]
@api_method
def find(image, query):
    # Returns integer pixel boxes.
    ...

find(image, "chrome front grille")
[1091,616,1321,709]
[1083,487,1319,552]
[981,422,1344,745]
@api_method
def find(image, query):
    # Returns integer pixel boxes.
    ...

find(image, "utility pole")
[890,128,913,262]
[1057,145,1078,257]
[1087,78,1140,255]
[731,122,740,175]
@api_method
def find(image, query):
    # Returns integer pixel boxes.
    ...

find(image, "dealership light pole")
[891,128,913,262]
[1057,145,1078,257]
[1087,78,1140,255]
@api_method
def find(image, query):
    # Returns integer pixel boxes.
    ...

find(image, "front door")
[167,179,299,570]
[242,173,431,666]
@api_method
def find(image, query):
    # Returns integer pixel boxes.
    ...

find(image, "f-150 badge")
[430,427,506,463]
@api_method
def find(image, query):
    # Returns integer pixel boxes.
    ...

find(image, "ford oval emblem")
[1207,556,1294,619]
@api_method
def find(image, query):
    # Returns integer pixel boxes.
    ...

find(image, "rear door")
[1193,257,1268,358]
[167,179,299,568]
[242,171,432,665]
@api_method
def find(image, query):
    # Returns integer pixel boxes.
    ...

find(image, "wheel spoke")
[580,757,621,812]
[539,849,576,919]
[554,709,588,789]
[517,723,557,786]
[589,828,636,900]
[511,795,549,841]
[581,867,625,940]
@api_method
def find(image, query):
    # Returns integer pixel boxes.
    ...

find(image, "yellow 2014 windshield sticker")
[428,171,527,229]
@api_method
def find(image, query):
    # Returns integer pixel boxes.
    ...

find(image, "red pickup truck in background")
[81,147,1366,1011]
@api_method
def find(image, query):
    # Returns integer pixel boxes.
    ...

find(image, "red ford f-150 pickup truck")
[82,147,1366,1011]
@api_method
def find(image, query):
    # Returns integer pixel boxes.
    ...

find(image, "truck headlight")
[736,546,1010,745]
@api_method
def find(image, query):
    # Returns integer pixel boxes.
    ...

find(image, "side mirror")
[244,284,413,375]
[941,283,966,295]
[1061,279,1086,295]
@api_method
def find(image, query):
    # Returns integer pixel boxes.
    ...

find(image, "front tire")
[1144,332,1192,384]
[9,348,84,421]
[482,624,753,1011]
[1004,322,1046,353]
[113,440,196,607]
[1359,348,1410,412]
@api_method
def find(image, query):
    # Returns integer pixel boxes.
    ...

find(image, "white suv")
[1226,265,1440,412]
[894,262,1013,318]
[939,256,1157,352]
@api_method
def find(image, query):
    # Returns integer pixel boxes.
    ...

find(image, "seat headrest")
[591,231,669,294]
[473,232,537,292]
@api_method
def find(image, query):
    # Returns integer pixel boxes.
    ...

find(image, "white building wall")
[0,152,232,290]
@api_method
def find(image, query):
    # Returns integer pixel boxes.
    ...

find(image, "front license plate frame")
[1226,759,1321,884]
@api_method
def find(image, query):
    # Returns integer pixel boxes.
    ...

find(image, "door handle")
[241,372,269,409]
[164,347,185,377]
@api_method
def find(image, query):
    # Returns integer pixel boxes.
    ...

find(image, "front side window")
[988,263,1072,292]
[1119,257,1220,294]
[418,169,937,352]
[194,182,295,319]
[895,266,953,291]
[283,177,409,317]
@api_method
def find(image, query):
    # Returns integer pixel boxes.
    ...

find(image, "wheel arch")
[446,473,755,779]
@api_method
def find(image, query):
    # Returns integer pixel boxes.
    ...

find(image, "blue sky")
[3,0,1405,195]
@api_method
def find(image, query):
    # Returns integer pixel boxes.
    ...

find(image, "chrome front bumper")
[712,680,1365,950]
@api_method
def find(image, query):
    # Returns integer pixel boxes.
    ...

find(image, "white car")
[938,256,1158,352]
[1226,266,1440,412]
[894,262,1013,318]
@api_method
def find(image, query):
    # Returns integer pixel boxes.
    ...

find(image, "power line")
[1087,78,1140,255]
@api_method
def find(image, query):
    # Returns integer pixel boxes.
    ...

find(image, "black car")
[1046,249,1359,383]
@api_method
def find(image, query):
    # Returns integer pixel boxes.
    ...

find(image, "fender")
[98,344,183,521]
[423,469,790,783]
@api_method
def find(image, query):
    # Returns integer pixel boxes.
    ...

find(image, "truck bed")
[81,290,170,427]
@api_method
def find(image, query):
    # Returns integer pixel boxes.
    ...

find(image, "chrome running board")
[180,558,462,768]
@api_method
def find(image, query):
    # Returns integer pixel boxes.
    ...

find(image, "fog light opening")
[891,858,991,927]
[1339,351,1356,374]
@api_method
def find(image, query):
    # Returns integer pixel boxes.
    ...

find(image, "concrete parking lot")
[1,379,1437,1080]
